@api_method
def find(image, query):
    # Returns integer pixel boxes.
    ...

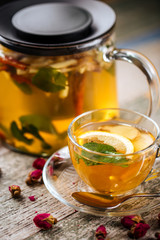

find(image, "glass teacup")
[68,108,160,196]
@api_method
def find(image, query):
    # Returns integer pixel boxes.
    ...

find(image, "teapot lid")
[0,0,116,56]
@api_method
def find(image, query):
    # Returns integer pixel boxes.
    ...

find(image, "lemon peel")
[99,125,139,140]
[132,133,154,152]
[78,131,134,154]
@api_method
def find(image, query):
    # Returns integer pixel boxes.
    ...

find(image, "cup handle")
[103,48,160,116]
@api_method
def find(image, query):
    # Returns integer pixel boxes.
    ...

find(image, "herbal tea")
[0,45,118,156]
[69,122,156,195]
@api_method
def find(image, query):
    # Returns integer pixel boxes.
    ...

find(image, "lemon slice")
[99,125,139,140]
[78,131,134,154]
[132,133,154,152]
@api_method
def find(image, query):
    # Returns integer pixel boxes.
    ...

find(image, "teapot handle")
[103,48,160,116]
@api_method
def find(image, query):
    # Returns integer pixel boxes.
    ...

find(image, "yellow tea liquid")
[69,122,156,195]
[0,45,118,156]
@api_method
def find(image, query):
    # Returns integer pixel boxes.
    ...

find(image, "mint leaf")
[12,79,32,95]
[32,68,67,92]
[19,114,66,149]
[52,69,67,87]
[83,142,116,153]
[41,141,51,150]
[19,114,57,134]
[22,124,43,140]
[76,142,128,167]
[10,121,33,145]
[75,152,100,166]
[23,124,51,149]
[75,153,80,164]
[11,121,51,149]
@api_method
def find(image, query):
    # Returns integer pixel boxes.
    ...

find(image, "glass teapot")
[0,0,159,156]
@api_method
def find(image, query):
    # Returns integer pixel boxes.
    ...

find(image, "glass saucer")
[43,146,160,217]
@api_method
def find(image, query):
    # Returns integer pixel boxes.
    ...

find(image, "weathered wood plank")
[26,207,160,240]
[0,147,75,240]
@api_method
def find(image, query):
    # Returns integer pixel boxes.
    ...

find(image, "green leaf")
[76,142,129,167]
[19,114,57,134]
[23,124,51,149]
[52,69,67,86]
[75,152,101,166]
[83,142,116,153]
[75,153,80,164]
[32,68,67,92]
[10,121,33,145]
[12,79,32,94]
[41,141,52,150]
[22,124,44,141]
[19,114,67,149]
[83,158,102,166]
[11,121,51,149]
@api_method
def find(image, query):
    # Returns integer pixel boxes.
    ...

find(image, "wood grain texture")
[0,148,75,240]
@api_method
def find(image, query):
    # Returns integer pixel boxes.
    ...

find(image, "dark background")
[102,0,160,47]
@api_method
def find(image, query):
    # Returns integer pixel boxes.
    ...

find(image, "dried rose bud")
[26,169,42,185]
[51,153,64,168]
[28,195,36,201]
[32,158,46,170]
[33,213,57,230]
[128,222,150,239]
[155,232,160,240]
[95,225,107,240]
[121,215,144,229]
[9,185,21,197]
[30,169,42,179]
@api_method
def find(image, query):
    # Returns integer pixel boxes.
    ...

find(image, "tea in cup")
[68,108,160,196]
